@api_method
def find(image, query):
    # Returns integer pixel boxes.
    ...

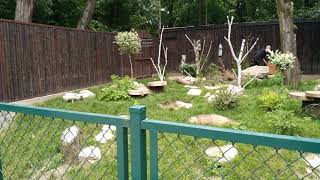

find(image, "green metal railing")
[1,103,320,179]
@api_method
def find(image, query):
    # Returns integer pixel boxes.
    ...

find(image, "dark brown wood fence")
[162,19,320,74]
[0,19,154,102]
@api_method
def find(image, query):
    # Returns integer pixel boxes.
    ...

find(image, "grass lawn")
[1,76,320,179]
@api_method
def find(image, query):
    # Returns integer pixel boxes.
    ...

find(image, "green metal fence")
[1,103,320,180]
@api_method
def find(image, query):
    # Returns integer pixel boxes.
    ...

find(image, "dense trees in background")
[0,0,318,33]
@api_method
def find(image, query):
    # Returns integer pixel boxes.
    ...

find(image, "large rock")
[314,85,320,91]
[95,130,115,144]
[177,76,197,85]
[63,93,83,102]
[128,83,150,96]
[78,146,101,164]
[187,89,202,96]
[242,66,269,79]
[305,154,320,170]
[60,126,81,162]
[175,101,193,109]
[205,145,238,163]
[189,114,238,127]
[79,90,96,99]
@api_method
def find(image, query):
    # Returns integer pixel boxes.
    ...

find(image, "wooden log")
[289,92,315,101]
[305,91,320,99]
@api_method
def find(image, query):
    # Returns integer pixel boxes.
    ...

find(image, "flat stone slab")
[289,92,315,101]
[187,89,202,96]
[189,114,238,127]
[205,144,238,163]
[147,81,167,87]
[305,91,320,98]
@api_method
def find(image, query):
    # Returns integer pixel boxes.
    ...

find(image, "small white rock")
[63,93,83,102]
[79,90,96,99]
[61,126,80,144]
[187,89,202,96]
[95,130,115,143]
[204,86,221,90]
[102,125,117,131]
[175,101,193,109]
[184,85,199,89]
[227,85,243,95]
[78,146,101,164]
[305,154,320,169]
[204,92,211,98]
[205,145,238,163]
[207,95,216,102]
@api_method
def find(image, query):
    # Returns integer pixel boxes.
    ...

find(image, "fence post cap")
[129,106,146,113]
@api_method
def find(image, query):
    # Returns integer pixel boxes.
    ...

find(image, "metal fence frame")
[1,103,320,180]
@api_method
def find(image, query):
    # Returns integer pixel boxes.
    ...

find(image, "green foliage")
[245,73,284,89]
[200,64,223,85]
[179,63,197,77]
[212,88,240,111]
[266,110,308,136]
[258,90,284,111]
[269,50,295,71]
[115,30,142,55]
[98,76,135,102]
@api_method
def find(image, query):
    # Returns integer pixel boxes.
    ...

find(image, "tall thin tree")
[77,0,96,30]
[276,0,301,87]
[15,0,34,22]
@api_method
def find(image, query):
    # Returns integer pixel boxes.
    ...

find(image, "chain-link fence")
[0,110,121,179]
[156,132,320,180]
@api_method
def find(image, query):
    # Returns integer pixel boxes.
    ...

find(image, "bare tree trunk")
[77,0,96,30]
[15,0,34,22]
[276,0,301,87]
[128,55,134,79]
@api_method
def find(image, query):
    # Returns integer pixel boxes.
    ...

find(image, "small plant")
[245,73,284,89]
[269,50,295,71]
[115,30,142,78]
[179,63,197,77]
[258,90,284,111]
[266,110,308,135]
[212,88,240,111]
[98,76,136,101]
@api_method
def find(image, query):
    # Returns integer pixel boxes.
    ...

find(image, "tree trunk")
[197,0,207,26]
[77,0,96,30]
[15,0,34,22]
[128,55,134,79]
[276,0,301,87]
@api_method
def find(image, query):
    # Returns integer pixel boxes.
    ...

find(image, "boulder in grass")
[189,114,238,127]
[305,154,320,170]
[102,125,117,132]
[60,126,81,162]
[314,85,320,91]
[205,145,238,163]
[63,93,83,102]
[175,101,193,109]
[177,76,196,85]
[79,90,96,99]
[78,146,101,164]
[95,130,115,144]
[242,66,269,79]
[187,89,202,96]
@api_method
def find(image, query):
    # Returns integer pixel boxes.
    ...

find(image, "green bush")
[266,110,308,135]
[258,90,284,111]
[212,88,240,111]
[199,63,223,85]
[179,63,197,77]
[245,73,283,89]
[98,76,136,101]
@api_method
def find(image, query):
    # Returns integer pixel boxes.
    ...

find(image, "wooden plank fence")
[162,19,320,74]
[0,19,154,102]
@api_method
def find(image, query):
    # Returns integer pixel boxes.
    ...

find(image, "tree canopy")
[0,0,318,33]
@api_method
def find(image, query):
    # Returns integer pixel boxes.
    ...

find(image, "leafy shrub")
[115,30,142,55]
[258,90,284,111]
[266,110,308,135]
[269,50,295,71]
[245,73,283,89]
[179,63,197,77]
[201,64,223,81]
[98,76,136,101]
[212,88,240,111]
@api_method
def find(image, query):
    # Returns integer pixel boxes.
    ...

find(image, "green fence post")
[117,127,128,180]
[0,159,3,180]
[130,106,147,180]
[150,130,158,180]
